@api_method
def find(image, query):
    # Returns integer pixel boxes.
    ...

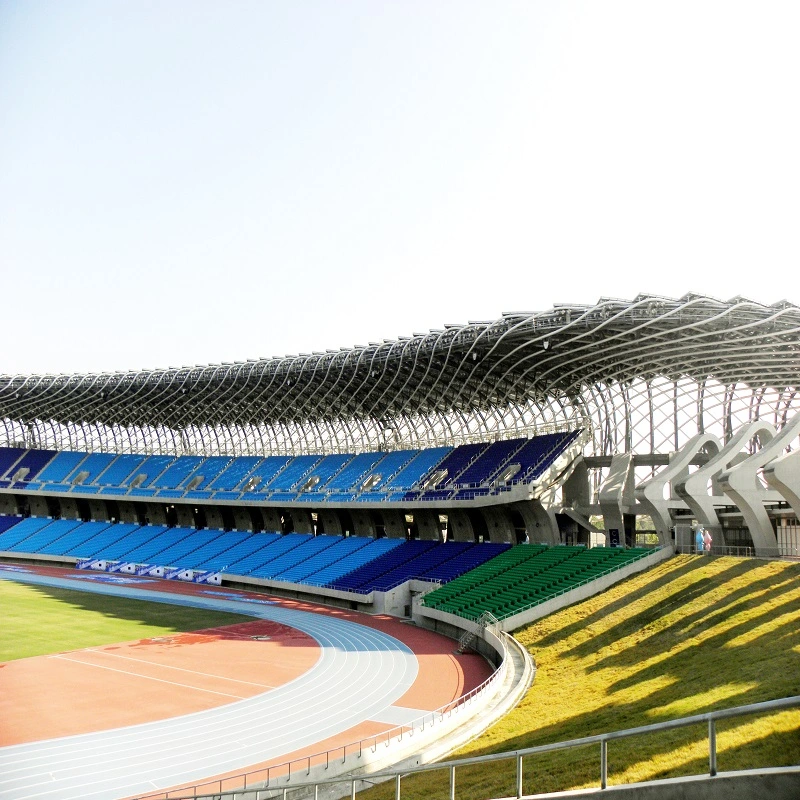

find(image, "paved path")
[0,569,419,800]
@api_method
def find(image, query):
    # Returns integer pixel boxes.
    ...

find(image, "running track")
[0,567,488,800]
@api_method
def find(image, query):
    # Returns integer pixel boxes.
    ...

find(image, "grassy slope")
[370,555,800,798]
[0,579,253,660]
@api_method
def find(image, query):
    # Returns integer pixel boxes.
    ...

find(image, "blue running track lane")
[0,568,419,800]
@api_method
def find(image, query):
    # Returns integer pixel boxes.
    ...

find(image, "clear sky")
[1,1,798,375]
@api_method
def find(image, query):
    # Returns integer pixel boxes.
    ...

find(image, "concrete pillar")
[349,509,376,538]
[562,458,591,509]
[117,502,139,524]
[88,500,107,523]
[381,510,407,539]
[287,508,314,535]
[598,453,634,546]
[146,503,167,526]
[174,505,194,529]
[414,510,442,541]
[764,450,800,539]
[261,507,283,533]
[227,508,250,532]
[674,421,775,544]
[0,494,18,516]
[718,414,800,556]
[508,499,559,544]
[480,506,517,544]
[59,497,81,520]
[318,509,343,536]
[203,507,225,530]
[28,496,50,519]
[446,509,475,543]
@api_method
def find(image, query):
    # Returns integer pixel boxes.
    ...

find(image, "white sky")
[1,1,798,375]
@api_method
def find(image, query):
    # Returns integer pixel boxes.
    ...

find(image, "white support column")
[717,414,800,556]
[636,434,720,546]
[763,450,800,530]
[598,453,634,546]
[674,421,776,543]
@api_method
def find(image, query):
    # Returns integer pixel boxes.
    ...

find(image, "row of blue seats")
[0,515,507,592]
[403,431,582,502]
[0,432,579,504]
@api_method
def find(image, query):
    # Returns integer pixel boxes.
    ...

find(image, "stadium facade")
[1,293,799,558]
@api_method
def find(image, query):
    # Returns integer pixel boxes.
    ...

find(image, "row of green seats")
[422,544,656,621]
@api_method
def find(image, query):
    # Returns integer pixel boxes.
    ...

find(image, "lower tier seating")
[421,544,654,621]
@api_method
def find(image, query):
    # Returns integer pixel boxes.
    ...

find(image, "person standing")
[695,525,705,553]
[704,528,713,554]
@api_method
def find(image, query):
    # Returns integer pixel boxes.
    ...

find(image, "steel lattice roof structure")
[1,294,799,458]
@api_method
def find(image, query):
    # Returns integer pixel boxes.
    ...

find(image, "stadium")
[1,293,799,800]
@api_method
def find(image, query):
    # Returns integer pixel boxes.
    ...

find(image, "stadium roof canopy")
[1,294,799,457]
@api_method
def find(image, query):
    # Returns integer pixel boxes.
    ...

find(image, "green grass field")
[368,555,800,798]
[0,579,253,661]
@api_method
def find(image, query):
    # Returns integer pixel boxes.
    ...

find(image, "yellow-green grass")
[368,555,800,798]
[0,579,253,661]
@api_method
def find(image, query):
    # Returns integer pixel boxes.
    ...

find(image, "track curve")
[0,569,419,800]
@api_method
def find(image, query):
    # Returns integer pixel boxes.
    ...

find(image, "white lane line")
[49,655,246,700]
[83,649,276,689]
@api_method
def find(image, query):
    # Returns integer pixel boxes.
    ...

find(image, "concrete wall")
[117,502,139,524]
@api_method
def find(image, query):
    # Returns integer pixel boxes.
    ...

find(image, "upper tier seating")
[0,429,579,504]
[382,447,452,492]
[0,449,56,488]
[450,438,527,487]
[324,452,386,492]
[234,456,293,498]
[181,456,234,491]
[356,449,419,494]
[265,455,321,491]
[37,451,89,485]
[68,453,119,492]
[152,457,205,491]
[127,455,178,491]
[207,456,263,491]
[293,455,352,499]
[0,448,26,478]
[94,454,146,487]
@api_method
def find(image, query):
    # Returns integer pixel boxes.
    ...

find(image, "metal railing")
[134,635,509,800]
[675,544,800,559]
[144,695,798,800]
